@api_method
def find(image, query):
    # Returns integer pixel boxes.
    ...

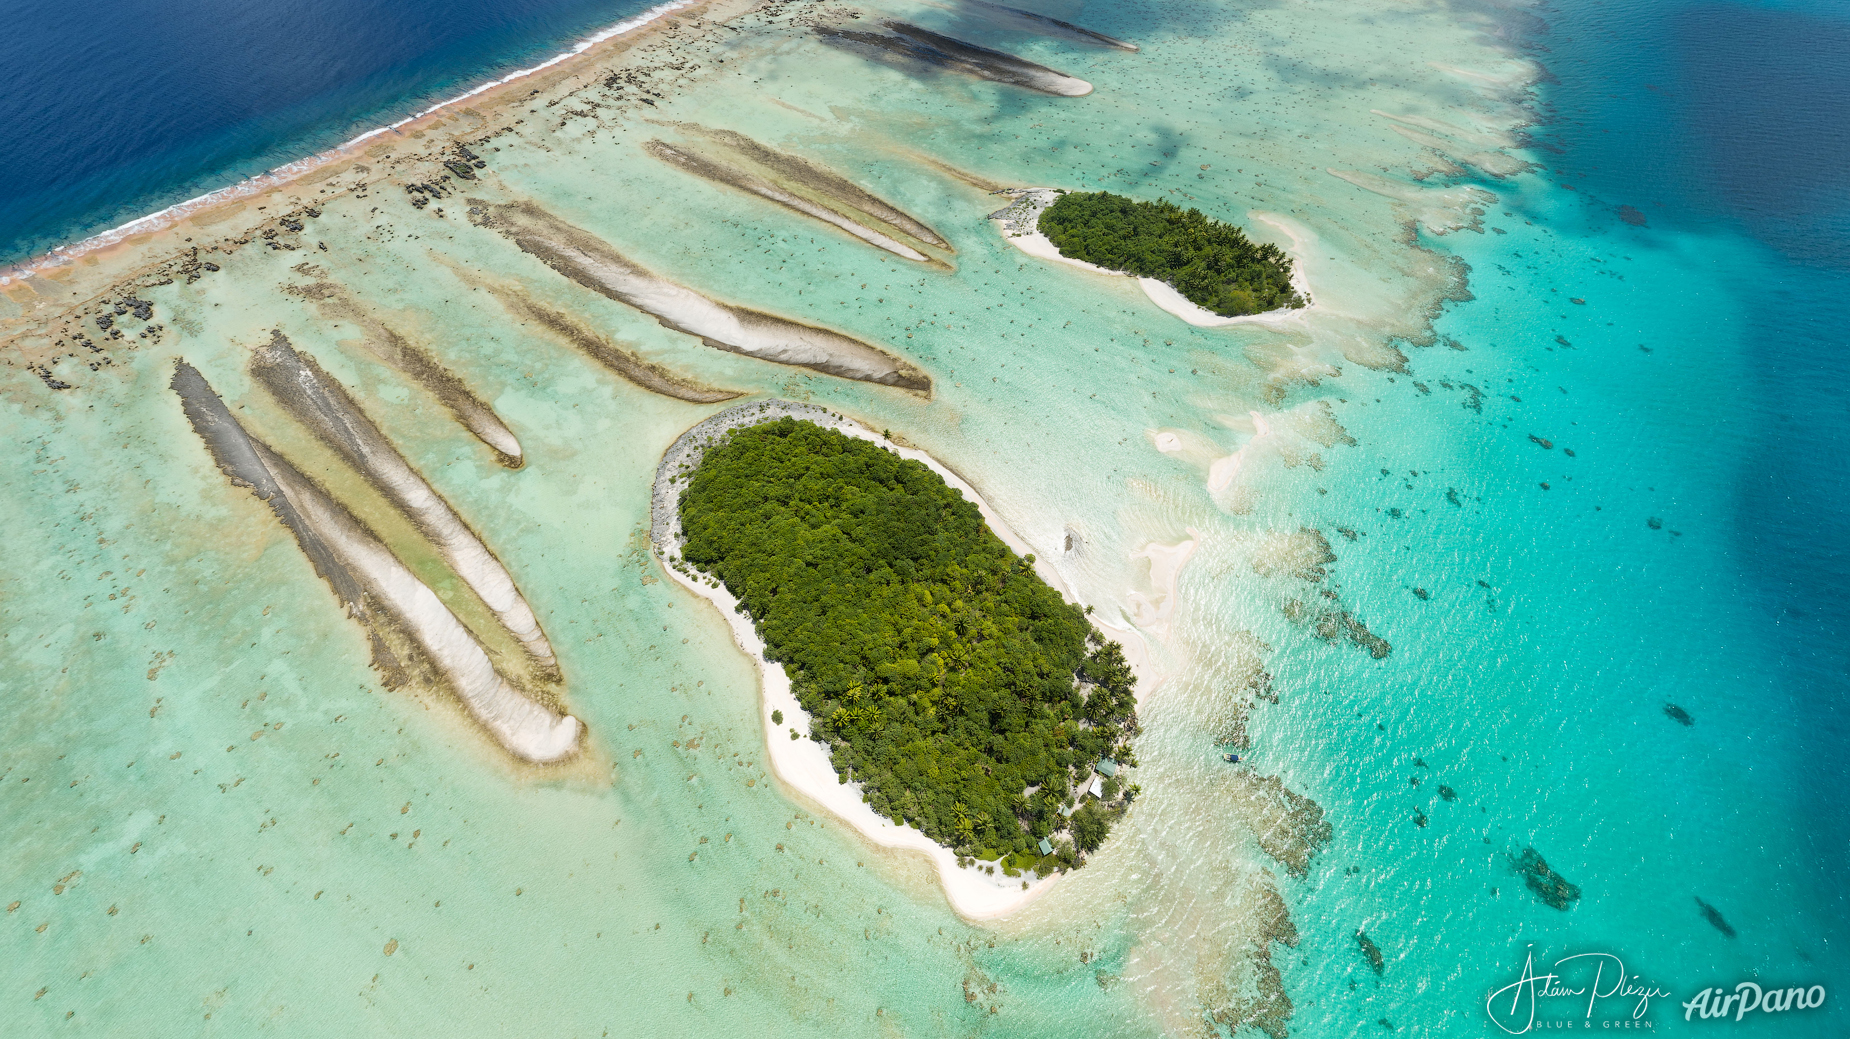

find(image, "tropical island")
[1037,191,1306,316]
[670,415,1137,876]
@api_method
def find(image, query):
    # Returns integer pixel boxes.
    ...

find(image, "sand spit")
[250,331,560,672]
[643,126,949,262]
[650,400,1075,920]
[813,22,1093,97]
[283,279,525,468]
[455,267,741,403]
[954,0,1139,51]
[677,126,950,249]
[646,141,932,262]
[470,199,931,392]
[903,151,1007,193]
[171,361,582,763]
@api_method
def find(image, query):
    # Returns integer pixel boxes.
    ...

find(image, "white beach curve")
[651,402,1078,921]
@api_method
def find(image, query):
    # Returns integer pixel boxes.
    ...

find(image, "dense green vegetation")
[1037,190,1305,316]
[676,419,1136,869]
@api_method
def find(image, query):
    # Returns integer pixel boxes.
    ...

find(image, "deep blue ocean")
[1534,0,1850,672]
[0,0,658,264]
[1533,0,1850,892]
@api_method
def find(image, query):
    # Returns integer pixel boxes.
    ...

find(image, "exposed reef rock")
[170,361,581,763]
[955,0,1139,50]
[1513,847,1580,910]
[645,127,947,263]
[469,199,930,392]
[282,276,524,468]
[249,332,559,672]
[813,22,1093,97]
[461,272,740,403]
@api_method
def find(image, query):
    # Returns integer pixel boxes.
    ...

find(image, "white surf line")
[0,0,698,286]
[650,400,1076,920]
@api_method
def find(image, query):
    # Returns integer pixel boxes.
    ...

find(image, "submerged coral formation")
[1514,847,1581,910]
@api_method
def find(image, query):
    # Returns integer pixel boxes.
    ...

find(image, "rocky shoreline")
[649,398,857,556]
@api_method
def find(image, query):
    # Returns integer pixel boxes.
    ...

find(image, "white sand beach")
[651,402,1096,920]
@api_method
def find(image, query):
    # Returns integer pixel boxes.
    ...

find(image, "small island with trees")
[672,415,1137,875]
[1033,190,1306,317]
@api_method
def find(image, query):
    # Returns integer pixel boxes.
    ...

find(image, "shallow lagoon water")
[3,0,1844,1034]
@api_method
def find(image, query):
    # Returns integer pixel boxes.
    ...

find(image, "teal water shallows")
[3,0,1845,1034]
[1260,0,1850,1031]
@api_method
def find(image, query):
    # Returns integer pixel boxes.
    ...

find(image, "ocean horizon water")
[3,0,1844,1035]
[0,0,665,265]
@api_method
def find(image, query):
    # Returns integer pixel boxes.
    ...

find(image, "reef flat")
[3,0,1793,1033]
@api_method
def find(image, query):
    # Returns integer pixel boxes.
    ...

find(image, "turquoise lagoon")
[2,0,1843,1035]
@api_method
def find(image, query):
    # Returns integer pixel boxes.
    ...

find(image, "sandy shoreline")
[987,188,1318,328]
[650,400,1075,921]
[0,0,707,289]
